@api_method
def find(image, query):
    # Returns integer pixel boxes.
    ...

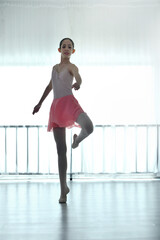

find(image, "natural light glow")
[0,65,155,125]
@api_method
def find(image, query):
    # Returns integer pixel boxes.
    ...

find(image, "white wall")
[0,0,160,125]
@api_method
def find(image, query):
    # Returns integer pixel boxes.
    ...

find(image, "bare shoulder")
[69,63,79,75]
[53,64,58,71]
[50,65,58,80]
[70,63,78,70]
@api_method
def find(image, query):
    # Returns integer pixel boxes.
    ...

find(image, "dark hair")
[59,38,74,49]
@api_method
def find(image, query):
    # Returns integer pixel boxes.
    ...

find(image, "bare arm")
[69,65,82,90]
[38,80,52,105]
[32,79,52,115]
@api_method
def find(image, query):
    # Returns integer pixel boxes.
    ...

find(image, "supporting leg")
[72,112,94,149]
[53,127,70,203]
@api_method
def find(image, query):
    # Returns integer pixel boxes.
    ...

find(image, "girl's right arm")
[32,79,52,115]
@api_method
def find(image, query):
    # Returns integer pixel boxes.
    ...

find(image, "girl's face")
[59,39,75,58]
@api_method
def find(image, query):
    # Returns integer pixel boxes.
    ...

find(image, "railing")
[0,125,160,179]
[0,125,72,177]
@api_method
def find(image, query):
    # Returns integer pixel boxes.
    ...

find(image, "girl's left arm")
[70,65,82,90]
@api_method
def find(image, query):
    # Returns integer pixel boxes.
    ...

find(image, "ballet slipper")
[59,196,67,204]
[72,134,79,149]
[59,187,70,204]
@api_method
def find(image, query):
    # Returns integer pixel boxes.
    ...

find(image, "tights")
[72,112,93,149]
[53,112,93,203]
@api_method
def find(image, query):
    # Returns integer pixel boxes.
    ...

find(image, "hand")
[72,83,80,90]
[32,103,41,115]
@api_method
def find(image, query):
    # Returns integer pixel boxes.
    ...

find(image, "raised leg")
[72,112,94,149]
[53,127,70,203]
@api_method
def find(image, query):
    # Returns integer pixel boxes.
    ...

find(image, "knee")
[86,121,94,135]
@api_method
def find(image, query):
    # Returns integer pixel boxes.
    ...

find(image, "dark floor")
[0,179,160,240]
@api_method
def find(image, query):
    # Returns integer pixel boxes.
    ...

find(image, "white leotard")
[52,67,74,99]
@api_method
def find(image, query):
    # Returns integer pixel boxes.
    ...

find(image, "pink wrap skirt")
[47,95,84,131]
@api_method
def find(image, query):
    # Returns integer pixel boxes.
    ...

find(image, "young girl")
[32,38,93,203]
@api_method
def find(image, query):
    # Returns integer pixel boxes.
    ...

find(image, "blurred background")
[0,0,160,176]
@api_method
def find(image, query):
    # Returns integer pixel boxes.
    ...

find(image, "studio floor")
[0,178,160,240]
